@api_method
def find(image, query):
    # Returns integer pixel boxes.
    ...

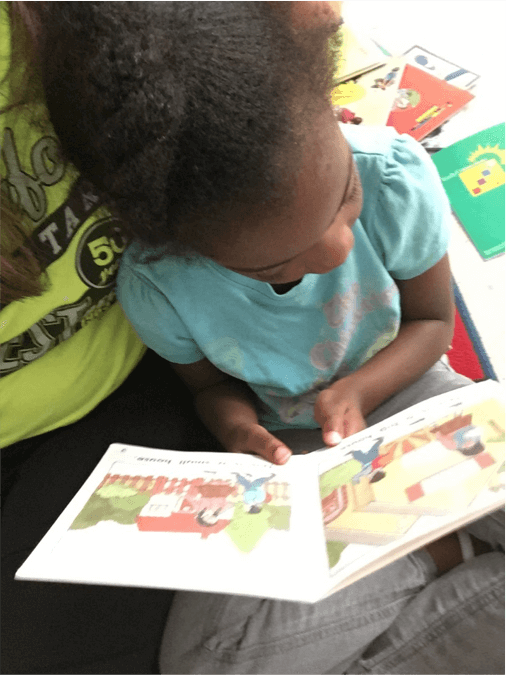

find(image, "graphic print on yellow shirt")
[1,126,129,375]
[0,3,145,446]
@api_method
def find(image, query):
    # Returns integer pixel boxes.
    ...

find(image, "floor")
[342,0,505,382]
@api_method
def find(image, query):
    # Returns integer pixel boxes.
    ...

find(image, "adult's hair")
[31,2,341,260]
[1,4,51,306]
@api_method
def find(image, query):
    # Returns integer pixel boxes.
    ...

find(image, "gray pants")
[159,361,505,674]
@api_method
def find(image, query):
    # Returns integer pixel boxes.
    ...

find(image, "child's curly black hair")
[34,2,341,259]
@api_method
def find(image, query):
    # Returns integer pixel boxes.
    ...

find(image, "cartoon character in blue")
[371,67,400,90]
[452,425,484,456]
[233,473,275,514]
[346,437,386,484]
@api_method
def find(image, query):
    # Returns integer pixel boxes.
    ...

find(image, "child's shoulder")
[118,241,209,291]
[340,124,399,158]
[341,124,441,213]
[340,124,424,164]
[121,242,202,272]
[342,125,451,278]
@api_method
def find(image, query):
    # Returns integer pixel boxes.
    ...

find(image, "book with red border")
[386,64,474,141]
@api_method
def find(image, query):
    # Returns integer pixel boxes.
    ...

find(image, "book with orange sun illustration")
[16,381,504,604]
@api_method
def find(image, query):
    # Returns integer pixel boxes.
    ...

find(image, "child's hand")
[314,380,367,446]
[226,423,292,465]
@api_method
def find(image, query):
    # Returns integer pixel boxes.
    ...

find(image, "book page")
[315,380,504,597]
[16,444,328,603]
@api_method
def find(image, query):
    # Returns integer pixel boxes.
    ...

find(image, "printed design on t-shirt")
[1,127,128,275]
[75,217,127,289]
[1,127,128,377]
[0,289,116,377]
[271,283,399,425]
[204,337,245,378]
[2,127,67,223]
[275,375,331,425]
[311,282,398,370]
[310,340,348,373]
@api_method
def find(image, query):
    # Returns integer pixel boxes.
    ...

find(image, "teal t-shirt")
[117,126,451,431]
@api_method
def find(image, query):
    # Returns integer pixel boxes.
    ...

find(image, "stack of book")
[333,21,504,261]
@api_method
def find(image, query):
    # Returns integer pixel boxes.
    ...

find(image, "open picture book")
[16,380,505,604]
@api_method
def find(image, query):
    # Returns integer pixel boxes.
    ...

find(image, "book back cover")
[432,123,505,260]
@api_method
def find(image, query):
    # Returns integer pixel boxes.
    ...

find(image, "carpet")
[446,280,497,382]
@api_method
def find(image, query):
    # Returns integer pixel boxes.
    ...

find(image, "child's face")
[206,112,363,285]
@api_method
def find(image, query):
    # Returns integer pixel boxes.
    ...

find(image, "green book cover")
[431,123,505,260]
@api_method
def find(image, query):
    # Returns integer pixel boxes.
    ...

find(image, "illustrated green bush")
[226,503,291,553]
[326,540,347,569]
[70,483,151,529]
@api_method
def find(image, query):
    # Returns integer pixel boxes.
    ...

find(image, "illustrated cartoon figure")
[348,438,384,466]
[346,437,386,483]
[371,67,400,90]
[181,481,237,523]
[452,425,484,455]
[234,472,275,513]
[135,480,238,538]
[431,415,485,456]
[72,469,291,551]
[333,106,363,125]
[195,503,235,527]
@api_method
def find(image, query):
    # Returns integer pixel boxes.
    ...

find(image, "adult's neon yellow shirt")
[0,4,146,447]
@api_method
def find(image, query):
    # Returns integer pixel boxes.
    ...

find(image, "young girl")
[29,2,504,673]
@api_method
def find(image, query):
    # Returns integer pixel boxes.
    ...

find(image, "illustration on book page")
[69,461,292,554]
[318,398,504,571]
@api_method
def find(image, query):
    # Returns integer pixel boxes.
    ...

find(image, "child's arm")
[170,360,293,465]
[315,254,455,444]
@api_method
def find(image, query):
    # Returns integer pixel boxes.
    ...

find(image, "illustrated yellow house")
[323,400,504,544]
[324,478,418,545]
